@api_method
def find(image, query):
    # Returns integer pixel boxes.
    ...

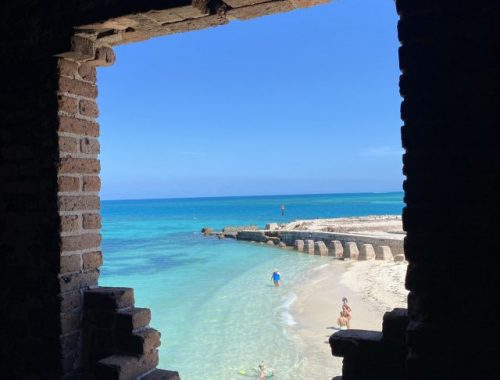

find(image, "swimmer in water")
[258,361,267,379]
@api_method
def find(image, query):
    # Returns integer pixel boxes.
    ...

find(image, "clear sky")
[97,0,403,200]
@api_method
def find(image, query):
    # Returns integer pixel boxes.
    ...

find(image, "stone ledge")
[142,369,181,380]
[330,329,407,362]
[84,287,134,310]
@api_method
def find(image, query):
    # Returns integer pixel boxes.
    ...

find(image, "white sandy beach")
[290,260,408,378]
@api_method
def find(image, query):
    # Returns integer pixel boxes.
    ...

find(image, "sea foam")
[280,292,298,326]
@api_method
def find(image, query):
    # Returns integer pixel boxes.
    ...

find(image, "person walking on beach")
[271,269,282,287]
[337,311,349,330]
[342,297,352,328]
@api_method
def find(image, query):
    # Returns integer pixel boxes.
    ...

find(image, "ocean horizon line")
[101,190,404,203]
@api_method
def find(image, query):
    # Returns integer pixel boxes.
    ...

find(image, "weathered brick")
[116,308,151,331]
[117,328,161,356]
[80,138,100,155]
[226,0,294,20]
[80,269,100,289]
[59,136,79,153]
[82,251,103,270]
[59,76,97,98]
[61,214,81,233]
[58,95,78,114]
[82,176,101,192]
[82,213,101,229]
[58,196,99,211]
[290,0,329,8]
[59,115,99,137]
[78,99,98,117]
[61,254,82,273]
[84,287,134,310]
[60,270,99,293]
[60,290,82,313]
[58,176,80,192]
[59,158,100,174]
[78,63,97,83]
[61,233,101,252]
[58,59,78,78]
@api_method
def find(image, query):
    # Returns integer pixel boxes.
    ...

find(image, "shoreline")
[288,260,408,378]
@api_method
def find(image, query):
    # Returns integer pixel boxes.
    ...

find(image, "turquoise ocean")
[100,192,404,379]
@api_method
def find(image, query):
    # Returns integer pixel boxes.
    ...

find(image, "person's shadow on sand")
[327,326,340,330]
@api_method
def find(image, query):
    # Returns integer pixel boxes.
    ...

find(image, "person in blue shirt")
[271,269,281,287]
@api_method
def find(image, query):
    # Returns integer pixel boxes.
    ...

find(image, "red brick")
[82,213,101,229]
[60,254,82,273]
[116,308,151,331]
[58,195,100,211]
[59,76,97,98]
[59,115,99,137]
[61,214,81,232]
[82,176,101,192]
[58,95,78,114]
[78,63,97,82]
[59,136,79,153]
[80,138,100,155]
[58,176,80,192]
[59,158,100,174]
[61,233,101,252]
[58,59,78,78]
[79,99,99,117]
[82,251,103,270]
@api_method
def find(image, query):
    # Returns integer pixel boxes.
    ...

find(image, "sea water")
[100,192,404,379]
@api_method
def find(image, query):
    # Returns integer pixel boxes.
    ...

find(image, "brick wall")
[0,1,330,378]
[397,1,500,379]
[3,0,499,378]
[57,58,103,377]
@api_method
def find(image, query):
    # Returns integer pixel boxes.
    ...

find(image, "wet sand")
[290,260,408,378]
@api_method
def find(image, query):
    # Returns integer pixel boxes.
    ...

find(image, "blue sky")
[97,0,402,200]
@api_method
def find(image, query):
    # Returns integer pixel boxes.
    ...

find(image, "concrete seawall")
[234,229,404,260]
[206,216,406,261]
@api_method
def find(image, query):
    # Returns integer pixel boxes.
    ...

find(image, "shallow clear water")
[100,192,403,379]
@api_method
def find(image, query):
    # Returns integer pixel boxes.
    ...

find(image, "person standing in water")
[271,269,282,287]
